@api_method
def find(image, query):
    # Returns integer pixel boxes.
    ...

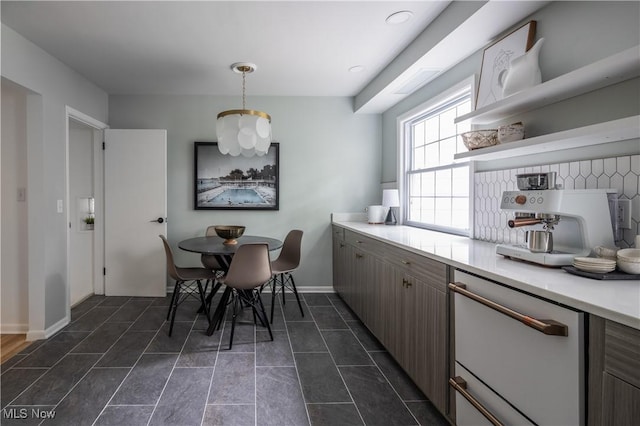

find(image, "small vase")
[501,38,544,97]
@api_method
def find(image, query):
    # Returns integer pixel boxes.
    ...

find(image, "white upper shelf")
[455,45,640,125]
[453,115,640,162]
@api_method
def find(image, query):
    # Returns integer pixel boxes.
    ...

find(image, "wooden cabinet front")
[331,225,449,416]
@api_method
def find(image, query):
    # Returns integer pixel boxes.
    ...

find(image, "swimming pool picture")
[194,142,279,210]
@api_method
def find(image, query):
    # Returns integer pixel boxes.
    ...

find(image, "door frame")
[65,106,108,314]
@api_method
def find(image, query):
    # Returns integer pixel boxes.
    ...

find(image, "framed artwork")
[475,21,537,109]
[194,142,279,210]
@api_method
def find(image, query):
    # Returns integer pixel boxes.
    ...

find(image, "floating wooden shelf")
[455,46,640,125]
[454,116,640,162]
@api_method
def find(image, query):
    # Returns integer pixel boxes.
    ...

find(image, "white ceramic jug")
[501,38,544,97]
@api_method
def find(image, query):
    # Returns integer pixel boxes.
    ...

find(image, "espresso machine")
[496,177,617,266]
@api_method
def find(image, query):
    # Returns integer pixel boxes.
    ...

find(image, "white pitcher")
[501,38,544,97]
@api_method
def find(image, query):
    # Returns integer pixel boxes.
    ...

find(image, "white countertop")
[332,219,640,330]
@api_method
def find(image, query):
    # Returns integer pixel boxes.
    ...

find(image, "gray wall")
[1,24,108,335]
[109,95,381,288]
[381,1,640,182]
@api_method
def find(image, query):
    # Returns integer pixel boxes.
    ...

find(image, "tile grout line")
[323,296,368,426]
[200,289,227,426]
[92,299,166,426]
[282,292,312,426]
[5,297,136,418]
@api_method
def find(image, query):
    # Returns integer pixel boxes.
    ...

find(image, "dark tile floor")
[1,290,449,426]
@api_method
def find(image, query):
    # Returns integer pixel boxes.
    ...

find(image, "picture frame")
[475,21,537,110]
[194,142,279,210]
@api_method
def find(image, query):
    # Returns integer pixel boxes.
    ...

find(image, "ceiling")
[1,1,451,98]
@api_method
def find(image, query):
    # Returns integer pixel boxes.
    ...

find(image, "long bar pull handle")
[448,282,568,336]
[449,377,504,426]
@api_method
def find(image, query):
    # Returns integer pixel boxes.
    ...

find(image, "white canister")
[367,205,386,224]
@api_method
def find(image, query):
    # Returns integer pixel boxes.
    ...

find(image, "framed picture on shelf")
[475,20,537,110]
[194,142,279,210]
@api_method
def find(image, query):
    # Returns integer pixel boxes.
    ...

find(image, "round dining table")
[178,235,283,336]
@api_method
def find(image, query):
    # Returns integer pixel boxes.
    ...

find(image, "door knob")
[151,217,166,224]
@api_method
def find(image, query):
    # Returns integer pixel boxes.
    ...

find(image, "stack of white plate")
[573,256,616,273]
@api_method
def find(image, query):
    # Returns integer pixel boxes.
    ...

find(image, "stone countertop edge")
[331,219,640,330]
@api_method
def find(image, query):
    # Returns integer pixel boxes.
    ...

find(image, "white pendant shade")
[216,62,272,156]
[216,110,271,156]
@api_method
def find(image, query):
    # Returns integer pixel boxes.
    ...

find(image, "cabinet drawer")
[332,225,344,242]
[605,320,640,388]
[453,362,534,426]
[344,229,446,291]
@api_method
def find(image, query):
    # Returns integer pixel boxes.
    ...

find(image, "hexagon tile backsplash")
[474,154,640,248]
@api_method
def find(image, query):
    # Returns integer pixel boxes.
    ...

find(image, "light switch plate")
[57,199,63,213]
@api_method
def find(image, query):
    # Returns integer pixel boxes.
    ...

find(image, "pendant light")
[216,62,272,157]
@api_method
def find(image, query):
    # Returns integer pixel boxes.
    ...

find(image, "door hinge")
[69,222,72,229]
[103,268,106,276]
[102,142,105,150]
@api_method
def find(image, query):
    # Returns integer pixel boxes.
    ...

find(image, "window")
[400,81,472,236]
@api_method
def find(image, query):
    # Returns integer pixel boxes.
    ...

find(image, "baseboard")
[297,286,335,293]
[0,323,29,334]
[45,316,70,338]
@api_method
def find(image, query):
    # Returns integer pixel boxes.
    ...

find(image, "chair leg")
[169,281,182,337]
[289,273,304,318]
[256,291,274,342]
[167,282,180,320]
[270,276,277,323]
[281,273,286,307]
[196,280,211,326]
[228,291,239,350]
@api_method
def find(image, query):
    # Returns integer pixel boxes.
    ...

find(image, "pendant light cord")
[242,70,246,110]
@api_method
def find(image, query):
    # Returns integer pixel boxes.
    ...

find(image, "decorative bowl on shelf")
[461,129,499,150]
[214,225,246,245]
[497,122,525,143]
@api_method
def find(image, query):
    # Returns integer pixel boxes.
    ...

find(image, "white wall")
[68,123,94,305]
[108,95,381,289]
[1,79,29,333]
[1,23,108,337]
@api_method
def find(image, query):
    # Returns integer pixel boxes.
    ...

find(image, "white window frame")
[396,76,476,237]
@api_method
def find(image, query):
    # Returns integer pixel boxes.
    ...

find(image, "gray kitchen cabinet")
[588,315,640,425]
[332,225,449,416]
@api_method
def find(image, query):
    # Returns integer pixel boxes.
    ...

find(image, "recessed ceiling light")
[349,65,365,73]
[385,10,413,25]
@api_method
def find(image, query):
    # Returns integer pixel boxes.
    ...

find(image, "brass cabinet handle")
[448,282,568,336]
[355,240,363,244]
[449,377,504,426]
[405,281,412,288]
[401,260,411,265]
[355,253,364,259]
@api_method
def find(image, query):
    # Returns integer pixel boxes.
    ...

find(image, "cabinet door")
[332,234,348,297]
[602,372,640,425]
[413,275,447,412]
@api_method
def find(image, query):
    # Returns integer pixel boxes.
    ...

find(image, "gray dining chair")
[160,235,217,336]
[219,243,273,349]
[267,229,304,323]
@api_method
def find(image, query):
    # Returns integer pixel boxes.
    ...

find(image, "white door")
[104,129,167,297]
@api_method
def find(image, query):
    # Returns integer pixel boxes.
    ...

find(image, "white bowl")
[617,248,640,262]
[618,258,640,274]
